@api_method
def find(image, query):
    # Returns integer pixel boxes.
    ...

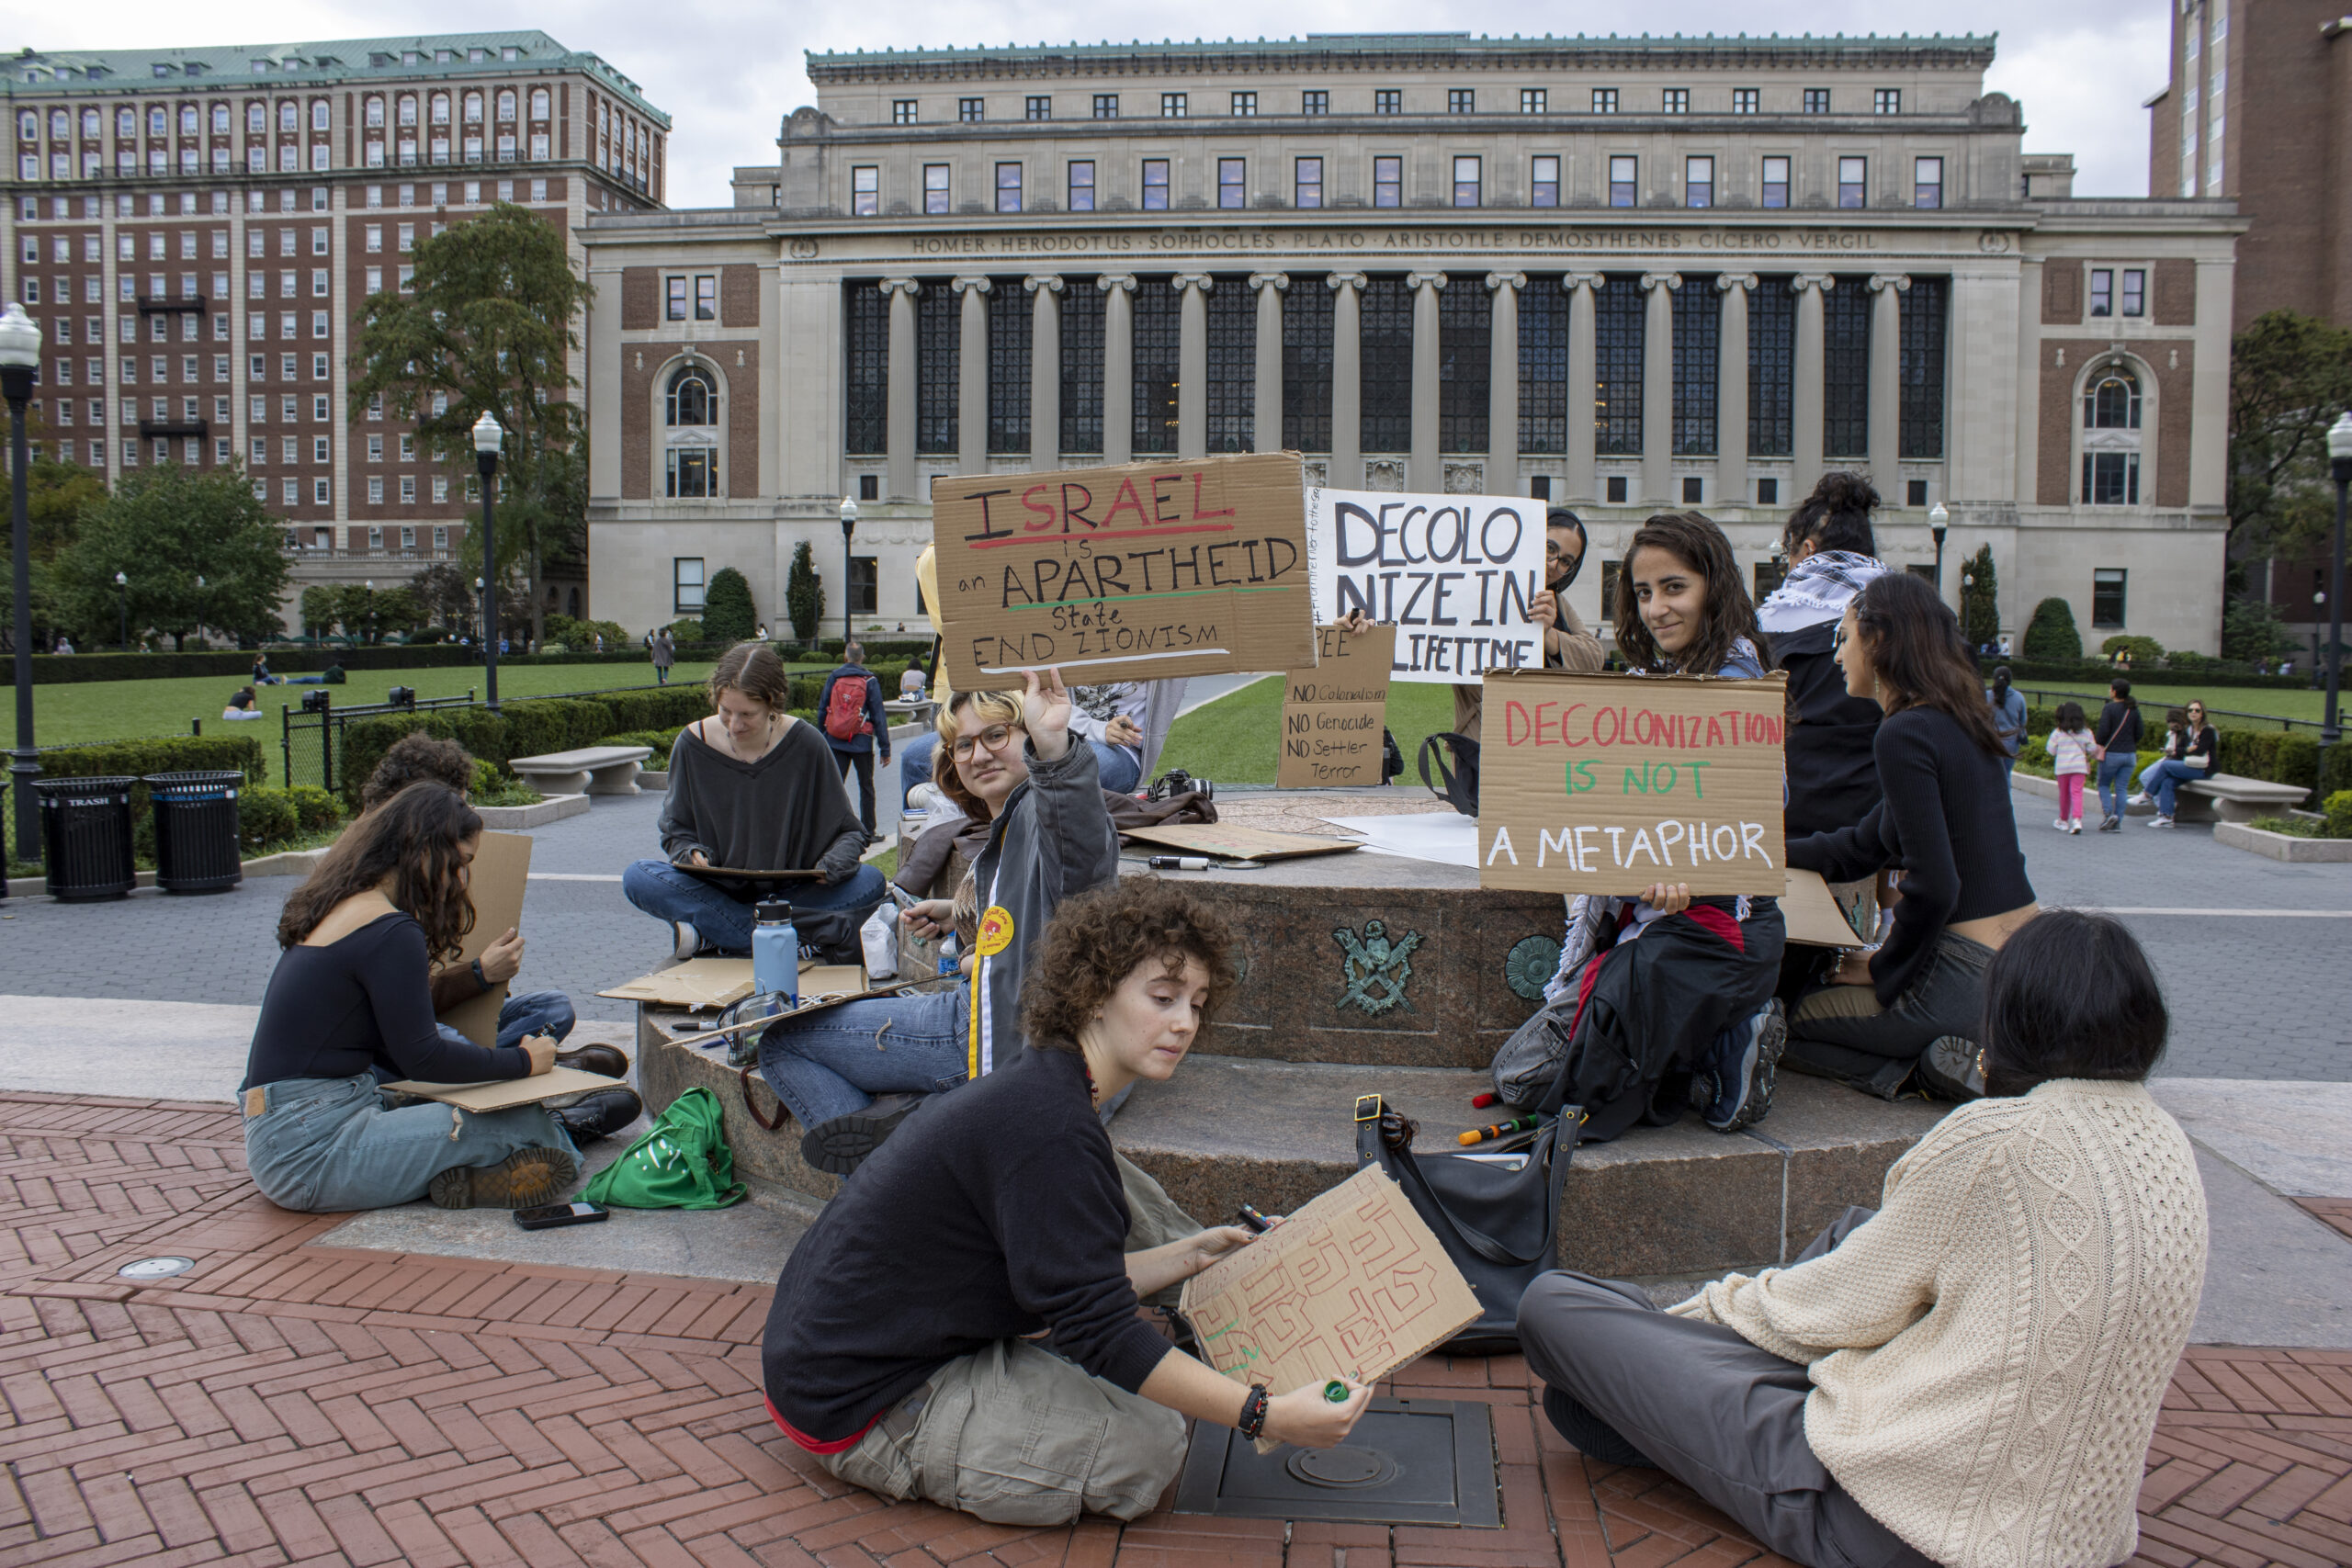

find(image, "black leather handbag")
[1351,1093,1582,1355]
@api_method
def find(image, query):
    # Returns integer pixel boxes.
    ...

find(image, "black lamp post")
[473,411,503,713]
[114,570,128,651]
[1929,502,1950,593]
[1,300,40,871]
[2321,412,2352,793]
[839,494,858,649]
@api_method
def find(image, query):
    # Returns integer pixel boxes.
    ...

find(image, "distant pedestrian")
[2093,678,2143,831]
[756,623,768,641]
[819,641,891,833]
[2133,701,2216,828]
[53,635,73,654]
[1985,666,2027,779]
[2046,703,2094,835]
[652,628,675,685]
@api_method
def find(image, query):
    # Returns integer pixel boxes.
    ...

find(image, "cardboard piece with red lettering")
[1277,623,1396,787]
[1476,668,1790,897]
[930,453,1317,691]
[1304,488,1545,682]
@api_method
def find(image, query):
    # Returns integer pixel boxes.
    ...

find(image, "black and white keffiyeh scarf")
[1757,550,1888,635]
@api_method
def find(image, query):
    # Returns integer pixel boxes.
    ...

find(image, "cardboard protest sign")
[597,958,758,1011]
[380,1063,624,1112]
[1179,1163,1481,1420]
[1278,624,1396,787]
[438,830,531,1049]
[1476,668,1789,897]
[1305,488,1545,683]
[931,453,1316,691]
[1782,868,1871,949]
[1120,822,1361,863]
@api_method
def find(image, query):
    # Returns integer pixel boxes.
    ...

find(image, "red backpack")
[822,673,873,741]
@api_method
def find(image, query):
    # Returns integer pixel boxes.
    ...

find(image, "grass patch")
[1155,676,1459,788]
[2245,816,2343,840]
[2006,679,2332,727]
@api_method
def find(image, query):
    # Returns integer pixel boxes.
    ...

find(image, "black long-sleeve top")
[657,720,865,891]
[1771,620,1886,838]
[241,912,527,1090]
[763,1045,1172,1443]
[1787,706,2035,1008]
[2095,700,2143,753]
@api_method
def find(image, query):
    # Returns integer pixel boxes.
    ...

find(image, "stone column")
[1329,273,1366,486]
[1099,274,1136,466]
[1250,273,1287,453]
[1791,274,1834,499]
[1407,271,1447,492]
[1867,274,1910,501]
[1173,274,1214,460]
[880,277,921,501]
[1025,275,1063,469]
[1640,273,1679,506]
[1486,273,1524,490]
[1715,274,1756,510]
[954,276,992,476]
[1563,274,1601,504]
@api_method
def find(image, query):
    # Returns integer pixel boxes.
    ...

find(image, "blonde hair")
[707,641,791,713]
[932,689,1024,821]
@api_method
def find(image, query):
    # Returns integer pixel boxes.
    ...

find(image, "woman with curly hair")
[240,784,585,1213]
[1521,512,1789,1140]
[762,879,1371,1525]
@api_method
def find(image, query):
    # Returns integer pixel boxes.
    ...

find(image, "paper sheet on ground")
[438,830,530,1049]
[380,1063,625,1112]
[1319,812,1480,868]
[1180,1163,1480,1443]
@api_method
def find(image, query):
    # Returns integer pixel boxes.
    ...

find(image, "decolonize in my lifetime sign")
[930,452,1317,690]
[1304,488,1545,682]
[1477,668,1790,897]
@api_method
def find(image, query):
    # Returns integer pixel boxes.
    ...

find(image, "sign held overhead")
[1304,488,1545,682]
[931,453,1317,691]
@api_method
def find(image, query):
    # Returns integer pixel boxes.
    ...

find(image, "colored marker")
[1148,855,1212,871]
[1458,1115,1540,1146]
[1470,1091,1499,1110]
[1324,1380,1350,1403]
[1238,1203,1272,1234]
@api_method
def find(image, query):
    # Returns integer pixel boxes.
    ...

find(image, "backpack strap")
[1354,1093,1385,1168]
[739,1065,788,1132]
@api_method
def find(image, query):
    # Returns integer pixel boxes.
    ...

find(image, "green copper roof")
[3,32,668,125]
[809,32,1999,76]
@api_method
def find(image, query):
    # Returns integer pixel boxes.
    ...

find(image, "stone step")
[638,1005,1943,1280]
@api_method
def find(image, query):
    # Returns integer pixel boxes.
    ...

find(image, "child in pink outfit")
[2047,702,2097,835]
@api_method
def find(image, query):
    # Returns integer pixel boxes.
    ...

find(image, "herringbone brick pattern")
[0,1091,2344,1568]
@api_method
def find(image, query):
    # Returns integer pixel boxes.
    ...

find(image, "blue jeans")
[621,858,888,953]
[2097,753,2136,818]
[243,1073,579,1213]
[899,731,939,804]
[2139,759,2205,818]
[757,986,970,1128]
[1091,741,1141,795]
[435,988,576,1054]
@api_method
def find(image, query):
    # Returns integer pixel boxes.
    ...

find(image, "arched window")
[397,95,417,126]
[497,90,516,121]
[180,105,197,133]
[2080,364,2144,506]
[530,88,550,120]
[668,365,716,426]
[365,96,384,127]
[2085,367,2141,430]
[665,365,719,498]
[463,92,483,123]
[430,93,450,124]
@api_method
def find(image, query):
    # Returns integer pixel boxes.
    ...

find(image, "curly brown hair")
[1018,879,1239,1051]
[360,731,476,812]
[277,783,481,963]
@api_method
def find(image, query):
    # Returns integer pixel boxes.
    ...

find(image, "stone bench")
[2176,772,2310,824]
[508,744,653,797]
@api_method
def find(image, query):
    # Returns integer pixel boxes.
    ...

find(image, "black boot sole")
[800,1098,924,1175]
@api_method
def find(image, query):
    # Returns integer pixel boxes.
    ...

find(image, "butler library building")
[578,32,2242,655]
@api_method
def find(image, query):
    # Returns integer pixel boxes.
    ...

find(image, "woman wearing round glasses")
[2132,701,2216,828]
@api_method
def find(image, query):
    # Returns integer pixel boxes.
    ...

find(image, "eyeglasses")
[1544,540,1579,560]
[950,723,1022,760]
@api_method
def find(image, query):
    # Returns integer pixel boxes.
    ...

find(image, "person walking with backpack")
[819,642,892,833]
[2093,678,2143,830]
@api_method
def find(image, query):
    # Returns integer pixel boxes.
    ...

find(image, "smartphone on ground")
[514,1201,609,1230]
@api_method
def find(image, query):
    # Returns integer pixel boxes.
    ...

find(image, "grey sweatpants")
[1517,1209,1935,1568]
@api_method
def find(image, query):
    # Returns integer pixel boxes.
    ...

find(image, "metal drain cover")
[1173,1398,1498,1527]
[117,1257,195,1281]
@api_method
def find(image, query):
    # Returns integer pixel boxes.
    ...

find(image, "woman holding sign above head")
[1783,571,2039,1099]
[761,879,1370,1525]
[1522,512,1789,1142]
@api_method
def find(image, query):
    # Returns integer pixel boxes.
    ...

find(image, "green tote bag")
[582,1087,747,1210]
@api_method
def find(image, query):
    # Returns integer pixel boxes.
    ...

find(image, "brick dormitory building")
[0,32,669,634]
[577,31,2245,655]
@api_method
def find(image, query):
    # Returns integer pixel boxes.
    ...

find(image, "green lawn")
[2005,678,2335,728]
[1155,676,1459,787]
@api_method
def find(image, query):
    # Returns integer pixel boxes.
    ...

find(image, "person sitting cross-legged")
[761,879,1372,1525]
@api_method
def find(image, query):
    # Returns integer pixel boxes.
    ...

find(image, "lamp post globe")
[1929,502,1951,593]
[839,495,859,648]
[472,412,504,712]
[113,571,128,652]
[1,299,40,870]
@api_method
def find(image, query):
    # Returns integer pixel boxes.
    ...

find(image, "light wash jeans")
[899,732,940,804]
[242,1073,579,1213]
[2097,752,2137,818]
[758,986,969,1127]
[2138,758,2206,818]
[621,859,888,953]
[901,734,1138,799]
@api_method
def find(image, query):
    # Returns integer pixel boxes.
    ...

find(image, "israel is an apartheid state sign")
[930,453,1317,690]
[1476,668,1789,897]
[1304,487,1546,682]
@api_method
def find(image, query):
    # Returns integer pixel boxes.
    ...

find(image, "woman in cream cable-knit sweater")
[1520,909,2207,1568]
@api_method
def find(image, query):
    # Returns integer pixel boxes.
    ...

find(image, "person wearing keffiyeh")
[1762,472,1891,839]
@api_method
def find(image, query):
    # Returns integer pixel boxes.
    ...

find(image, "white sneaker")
[2070,820,2084,834]
[2128,793,2150,807]
[672,920,701,961]
[2148,815,2175,829]
[2053,818,2070,832]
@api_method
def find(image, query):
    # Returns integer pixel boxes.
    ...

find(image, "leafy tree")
[786,539,821,641]
[1959,545,1998,651]
[409,561,476,634]
[347,202,591,651]
[54,465,288,649]
[0,438,106,649]
[373,585,424,638]
[2222,596,2298,664]
[299,586,340,639]
[2021,596,2083,662]
[2228,310,2352,561]
[702,566,757,644]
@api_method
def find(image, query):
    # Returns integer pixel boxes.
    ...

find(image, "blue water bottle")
[752,901,800,1006]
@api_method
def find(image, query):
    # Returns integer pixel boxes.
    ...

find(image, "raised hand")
[1023,668,1073,761]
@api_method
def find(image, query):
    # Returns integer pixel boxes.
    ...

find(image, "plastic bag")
[861,901,899,981]
[582,1087,745,1209]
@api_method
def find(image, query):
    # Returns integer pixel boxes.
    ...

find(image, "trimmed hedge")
[35,733,266,786]
[336,686,716,807]
[1981,657,2310,693]
[2017,704,2351,804]
[23,643,757,685]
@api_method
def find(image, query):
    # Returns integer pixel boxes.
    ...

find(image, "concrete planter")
[474,793,589,829]
[2214,822,2352,863]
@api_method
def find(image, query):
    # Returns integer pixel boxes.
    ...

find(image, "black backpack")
[1417,732,1481,816]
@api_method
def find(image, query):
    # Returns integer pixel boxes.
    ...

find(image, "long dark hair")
[1782,469,1880,559]
[1851,572,2007,756]
[1612,511,1764,676]
[277,783,481,963]
[1981,910,2167,1098]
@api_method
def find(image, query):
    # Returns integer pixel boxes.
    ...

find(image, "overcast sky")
[10,0,2172,207]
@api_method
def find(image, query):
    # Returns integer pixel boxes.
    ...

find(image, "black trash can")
[145,771,245,894]
[34,775,137,901]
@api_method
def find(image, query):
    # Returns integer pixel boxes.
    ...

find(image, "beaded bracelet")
[1237,1384,1270,1442]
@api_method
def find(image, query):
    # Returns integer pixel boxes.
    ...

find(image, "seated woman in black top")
[763,879,1370,1525]
[1785,572,2041,1100]
[241,784,579,1213]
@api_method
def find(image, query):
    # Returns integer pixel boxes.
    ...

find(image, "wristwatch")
[470,957,489,989]
[1237,1384,1270,1442]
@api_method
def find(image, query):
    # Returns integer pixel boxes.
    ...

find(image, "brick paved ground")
[6,1091,2348,1568]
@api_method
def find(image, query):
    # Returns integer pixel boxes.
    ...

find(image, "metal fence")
[2017,687,2321,734]
[276,681,680,794]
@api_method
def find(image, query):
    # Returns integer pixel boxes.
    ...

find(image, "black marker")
[1237,1203,1272,1234]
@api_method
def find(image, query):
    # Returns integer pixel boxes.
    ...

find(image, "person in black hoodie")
[1758,472,1890,839]
[762,879,1370,1525]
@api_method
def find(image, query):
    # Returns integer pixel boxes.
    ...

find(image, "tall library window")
[665,276,687,321]
[1521,88,1547,114]
[1453,156,1481,208]
[1734,87,1759,114]
[1518,279,1567,454]
[1026,96,1051,121]
[673,558,705,614]
[1093,94,1119,119]
[1609,155,1637,207]
[2092,569,2128,627]
[1303,90,1329,115]
[1068,161,1095,211]
[1282,277,1334,451]
[1874,89,1902,115]
[1218,158,1246,209]
[1804,88,1831,114]
[2121,268,2145,316]
[1449,89,1476,113]
[850,557,878,614]
[1672,280,1720,455]
[1374,89,1402,115]
[1360,276,1413,452]
[1685,155,1713,208]
[996,163,1023,213]
[1061,285,1105,454]
[1142,159,1170,210]
[1913,156,1941,209]
[1838,156,1867,209]
[958,97,984,123]
[924,164,949,214]
[915,283,959,454]
[1161,93,1188,118]
[2089,268,2114,317]
[1132,277,1181,455]
[1899,276,1949,459]
[1761,155,1791,209]
[1437,274,1490,454]
[1824,276,1871,457]
[1232,91,1257,116]
[1749,276,1795,457]
[1594,275,1645,455]
[1204,276,1256,452]
[852,165,878,216]
[1663,87,1690,114]
[1374,155,1402,208]
[666,444,713,499]
[695,276,716,321]
[1531,155,1559,207]
[1591,88,1619,114]
[1295,157,1323,209]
